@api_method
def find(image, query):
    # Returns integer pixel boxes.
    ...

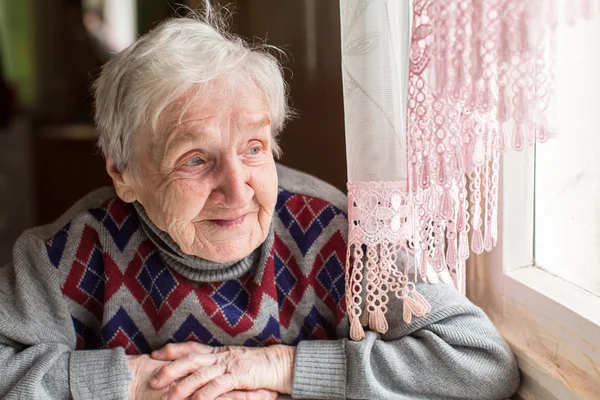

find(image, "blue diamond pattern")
[276,190,345,256]
[136,252,177,310]
[275,190,294,211]
[288,212,335,255]
[292,307,336,345]
[102,307,151,353]
[276,204,294,229]
[89,207,138,252]
[244,316,282,347]
[72,315,86,334]
[78,247,106,303]
[171,314,222,346]
[317,254,345,304]
[46,223,71,268]
[275,254,297,301]
[211,280,250,327]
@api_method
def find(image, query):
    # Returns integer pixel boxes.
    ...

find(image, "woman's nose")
[212,159,253,208]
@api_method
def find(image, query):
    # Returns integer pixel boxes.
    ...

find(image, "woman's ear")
[105,158,138,203]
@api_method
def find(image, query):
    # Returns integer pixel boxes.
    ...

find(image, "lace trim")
[345,1,596,340]
[347,182,438,340]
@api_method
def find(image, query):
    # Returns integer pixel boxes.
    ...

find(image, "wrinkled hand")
[127,354,172,400]
[149,342,295,400]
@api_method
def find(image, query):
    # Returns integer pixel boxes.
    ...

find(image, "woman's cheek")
[178,180,211,213]
[157,179,205,220]
[253,164,278,210]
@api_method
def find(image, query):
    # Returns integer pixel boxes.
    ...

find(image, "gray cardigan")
[0,164,520,399]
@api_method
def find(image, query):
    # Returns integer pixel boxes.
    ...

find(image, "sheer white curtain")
[339,0,596,341]
[340,0,419,340]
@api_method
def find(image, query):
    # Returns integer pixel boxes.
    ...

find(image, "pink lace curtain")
[340,0,596,341]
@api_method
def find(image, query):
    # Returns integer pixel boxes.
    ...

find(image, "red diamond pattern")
[104,240,194,331]
[62,225,105,320]
[272,235,309,328]
[311,231,347,324]
[272,230,347,329]
[102,238,278,335]
[285,195,329,232]
[58,190,348,349]
[193,259,277,337]
[105,329,140,355]
[105,198,129,226]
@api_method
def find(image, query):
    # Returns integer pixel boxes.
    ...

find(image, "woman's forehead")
[146,84,270,151]
[169,101,270,133]
[169,81,269,124]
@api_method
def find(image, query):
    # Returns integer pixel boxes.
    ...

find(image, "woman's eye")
[184,156,205,167]
[249,146,261,155]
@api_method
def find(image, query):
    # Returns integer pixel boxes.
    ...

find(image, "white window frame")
[472,145,600,399]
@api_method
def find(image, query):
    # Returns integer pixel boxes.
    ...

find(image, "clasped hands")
[127,342,296,400]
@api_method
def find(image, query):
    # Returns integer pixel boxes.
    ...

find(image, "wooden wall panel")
[216,0,347,191]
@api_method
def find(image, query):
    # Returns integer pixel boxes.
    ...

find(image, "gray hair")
[93,5,289,172]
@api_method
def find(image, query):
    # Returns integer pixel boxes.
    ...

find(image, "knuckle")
[190,368,209,382]
[164,343,177,355]
[191,392,205,400]
[226,345,245,354]
[211,376,231,390]
[188,341,202,351]
[156,367,173,381]
[185,352,207,367]
[170,383,187,398]
[216,352,241,373]
[215,351,229,364]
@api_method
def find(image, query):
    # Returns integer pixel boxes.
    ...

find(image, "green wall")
[0,0,36,108]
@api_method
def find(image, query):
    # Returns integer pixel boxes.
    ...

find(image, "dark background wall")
[0,0,346,264]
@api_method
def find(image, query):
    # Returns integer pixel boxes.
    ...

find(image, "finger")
[152,342,218,360]
[163,364,227,400]
[215,389,278,400]
[191,374,242,400]
[150,353,218,389]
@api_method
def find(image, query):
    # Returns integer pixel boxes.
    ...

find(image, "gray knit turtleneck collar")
[132,202,274,283]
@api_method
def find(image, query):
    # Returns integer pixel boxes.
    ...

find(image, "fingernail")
[161,394,169,400]
[150,376,158,386]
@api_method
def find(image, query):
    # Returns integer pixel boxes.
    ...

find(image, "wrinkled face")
[128,80,278,263]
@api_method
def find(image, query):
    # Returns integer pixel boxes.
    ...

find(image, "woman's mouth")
[210,214,247,228]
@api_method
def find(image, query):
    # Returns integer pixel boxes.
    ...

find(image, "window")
[472,17,600,399]
[535,18,600,296]
[83,0,137,55]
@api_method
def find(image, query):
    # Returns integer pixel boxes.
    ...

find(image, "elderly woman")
[0,8,519,400]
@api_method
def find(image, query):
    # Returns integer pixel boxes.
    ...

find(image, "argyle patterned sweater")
[0,165,520,400]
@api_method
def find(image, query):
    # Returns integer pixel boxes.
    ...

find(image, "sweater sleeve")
[291,280,520,400]
[0,231,132,400]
